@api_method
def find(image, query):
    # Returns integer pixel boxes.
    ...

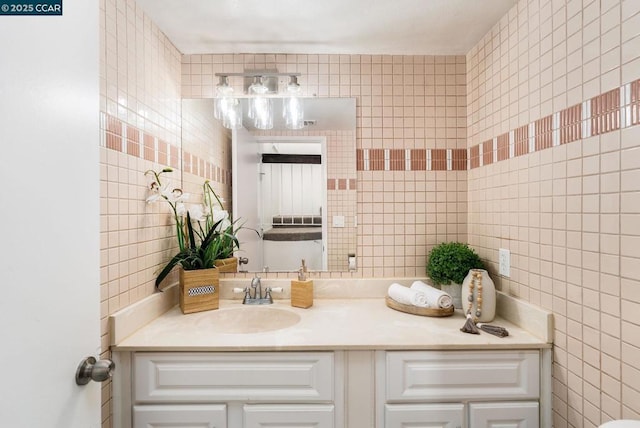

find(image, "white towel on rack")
[387,283,430,307]
[410,280,453,308]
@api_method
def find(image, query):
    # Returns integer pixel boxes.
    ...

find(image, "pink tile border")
[497,133,509,162]
[470,145,480,169]
[100,113,230,185]
[632,80,640,127]
[482,139,493,166]
[514,125,529,157]
[355,78,640,172]
[591,88,620,136]
[110,78,640,176]
[535,115,552,151]
[560,104,582,145]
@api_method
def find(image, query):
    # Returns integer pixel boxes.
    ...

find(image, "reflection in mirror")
[181,97,356,273]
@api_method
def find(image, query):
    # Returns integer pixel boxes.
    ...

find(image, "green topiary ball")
[426,242,485,285]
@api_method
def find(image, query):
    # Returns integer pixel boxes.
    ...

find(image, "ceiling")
[136,0,518,55]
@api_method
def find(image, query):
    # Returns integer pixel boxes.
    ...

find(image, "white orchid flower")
[165,188,183,203]
[175,202,186,218]
[188,204,207,222]
[212,209,229,223]
[146,181,169,204]
[145,192,161,204]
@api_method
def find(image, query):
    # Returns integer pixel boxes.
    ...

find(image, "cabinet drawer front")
[469,401,539,427]
[133,404,227,428]
[386,351,539,401]
[385,403,464,428]
[134,352,333,402]
[244,404,334,428]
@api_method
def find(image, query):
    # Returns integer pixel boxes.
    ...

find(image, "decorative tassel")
[460,314,480,334]
[477,323,509,337]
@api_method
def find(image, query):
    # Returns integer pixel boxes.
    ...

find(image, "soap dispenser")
[291,259,313,308]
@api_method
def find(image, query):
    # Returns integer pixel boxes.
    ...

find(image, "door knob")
[75,356,115,385]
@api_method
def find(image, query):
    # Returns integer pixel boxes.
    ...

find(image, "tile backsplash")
[467,0,640,425]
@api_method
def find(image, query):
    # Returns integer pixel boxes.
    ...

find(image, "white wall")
[0,1,101,426]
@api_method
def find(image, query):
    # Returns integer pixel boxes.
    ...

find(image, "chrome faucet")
[251,274,263,300]
[236,274,282,305]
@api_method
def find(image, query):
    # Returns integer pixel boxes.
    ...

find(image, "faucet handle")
[264,286,283,304]
[233,286,251,304]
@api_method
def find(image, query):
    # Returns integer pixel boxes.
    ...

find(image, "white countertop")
[112,298,551,352]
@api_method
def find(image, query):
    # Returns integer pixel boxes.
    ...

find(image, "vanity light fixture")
[283,75,304,130]
[214,75,242,129]
[248,76,273,130]
[214,72,303,130]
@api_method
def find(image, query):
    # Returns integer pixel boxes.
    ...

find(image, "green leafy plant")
[426,242,485,285]
[154,212,238,288]
[145,168,250,290]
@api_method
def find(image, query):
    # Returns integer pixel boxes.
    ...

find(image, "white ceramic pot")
[461,269,496,322]
[441,283,463,309]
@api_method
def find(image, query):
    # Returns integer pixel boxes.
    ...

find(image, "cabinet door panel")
[133,404,226,428]
[243,404,334,428]
[385,403,464,428]
[469,402,539,428]
[387,351,539,401]
[134,352,333,402]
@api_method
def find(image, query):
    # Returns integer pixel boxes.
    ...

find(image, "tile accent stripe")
[497,133,509,162]
[535,115,552,151]
[356,78,640,172]
[101,113,231,185]
[514,125,529,157]
[326,178,357,191]
[591,88,620,136]
[632,80,640,126]
[470,145,480,169]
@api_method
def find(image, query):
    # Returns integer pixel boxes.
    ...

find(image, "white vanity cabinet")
[114,349,549,428]
[378,350,545,428]
[124,351,339,428]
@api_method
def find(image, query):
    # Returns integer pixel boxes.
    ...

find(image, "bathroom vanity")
[110,281,553,428]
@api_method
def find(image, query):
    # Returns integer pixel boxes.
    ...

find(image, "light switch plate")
[499,248,510,277]
[332,215,345,228]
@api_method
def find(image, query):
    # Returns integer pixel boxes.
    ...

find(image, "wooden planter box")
[179,267,219,314]
[214,257,238,273]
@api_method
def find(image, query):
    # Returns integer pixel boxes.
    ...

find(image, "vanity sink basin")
[201,306,301,334]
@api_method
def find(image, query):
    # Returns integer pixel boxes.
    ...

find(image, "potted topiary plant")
[426,242,485,308]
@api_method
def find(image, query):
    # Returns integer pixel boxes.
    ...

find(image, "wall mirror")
[181,97,357,273]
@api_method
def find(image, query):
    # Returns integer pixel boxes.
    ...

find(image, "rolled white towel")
[410,280,453,308]
[388,283,429,308]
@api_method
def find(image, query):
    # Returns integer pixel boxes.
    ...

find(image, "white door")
[232,127,263,271]
[0,1,102,427]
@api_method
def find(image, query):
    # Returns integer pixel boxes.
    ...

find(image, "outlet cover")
[332,215,345,228]
[499,248,510,277]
